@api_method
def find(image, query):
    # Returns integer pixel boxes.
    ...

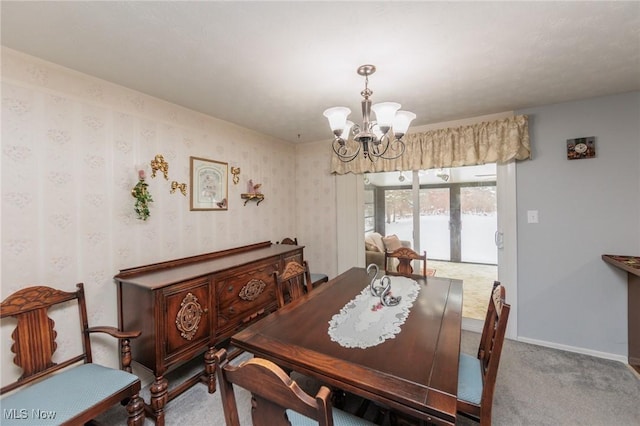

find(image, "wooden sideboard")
[114,241,303,425]
[602,254,640,375]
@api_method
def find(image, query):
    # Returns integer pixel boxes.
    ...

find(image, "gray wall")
[516,92,640,358]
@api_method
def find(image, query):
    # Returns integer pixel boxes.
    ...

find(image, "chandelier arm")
[332,138,362,162]
[369,133,390,157]
[370,136,406,160]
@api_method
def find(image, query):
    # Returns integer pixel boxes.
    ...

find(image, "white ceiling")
[2,1,639,144]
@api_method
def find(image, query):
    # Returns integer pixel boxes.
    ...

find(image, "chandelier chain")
[361,74,373,99]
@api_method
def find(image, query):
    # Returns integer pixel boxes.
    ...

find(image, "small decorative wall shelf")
[241,193,265,206]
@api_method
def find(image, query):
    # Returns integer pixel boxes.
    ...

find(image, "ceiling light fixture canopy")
[323,64,416,162]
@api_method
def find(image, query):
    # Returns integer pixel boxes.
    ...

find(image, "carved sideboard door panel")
[114,241,304,426]
[162,277,210,363]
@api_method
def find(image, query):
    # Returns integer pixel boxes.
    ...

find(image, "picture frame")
[190,156,228,210]
[567,136,596,160]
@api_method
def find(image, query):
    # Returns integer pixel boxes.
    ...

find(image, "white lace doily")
[327,275,420,349]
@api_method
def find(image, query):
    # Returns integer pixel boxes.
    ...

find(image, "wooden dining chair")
[278,237,329,288]
[274,260,314,309]
[384,247,428,277]
[214,348,375,426]
[0,284,145,425]
[457,281,511,425]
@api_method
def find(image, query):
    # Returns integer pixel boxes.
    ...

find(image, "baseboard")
[516,336,628,364]
[462,322,628,365]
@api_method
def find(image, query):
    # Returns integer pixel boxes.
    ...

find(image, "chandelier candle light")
[323,64,416,162]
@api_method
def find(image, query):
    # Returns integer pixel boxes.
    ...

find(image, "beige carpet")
[97,331,640,426]
[428,260,497,320]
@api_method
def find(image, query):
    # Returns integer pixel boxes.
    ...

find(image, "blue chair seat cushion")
[309,273,328,286]
[286,407,376,426]
[0,363,139,425]
[458,352,483,405]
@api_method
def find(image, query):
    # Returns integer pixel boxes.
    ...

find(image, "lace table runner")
[328,275,420,349]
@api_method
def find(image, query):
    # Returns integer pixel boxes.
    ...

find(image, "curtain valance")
[330,114,530,175]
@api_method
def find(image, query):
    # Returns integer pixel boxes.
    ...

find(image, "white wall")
[1,48,298,383]
[516,92,640,359]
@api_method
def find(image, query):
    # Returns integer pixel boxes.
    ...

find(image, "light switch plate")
[527,210,539,224]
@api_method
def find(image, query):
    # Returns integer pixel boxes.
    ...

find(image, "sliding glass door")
[364,165,498,322]
[461,186,497,264]
[419,188,450,260]
[383,188,413,247]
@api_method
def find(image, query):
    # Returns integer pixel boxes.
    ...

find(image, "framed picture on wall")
[190,156,228,210]
[567,137,596,160]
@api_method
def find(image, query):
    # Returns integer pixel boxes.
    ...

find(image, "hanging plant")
[131,169,153,220]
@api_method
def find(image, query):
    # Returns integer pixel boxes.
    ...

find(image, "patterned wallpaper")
[295,141,338,280]
[1,48,330,378]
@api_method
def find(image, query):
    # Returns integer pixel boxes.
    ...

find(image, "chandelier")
[323,64,416,163]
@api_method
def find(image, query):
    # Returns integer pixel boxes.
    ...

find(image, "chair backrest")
[384,247,428,277]
[0,284,93,393]
[459,281,510,425]
[215,348,334,426]
[479,281,510,374]
[274,260,313,309]
[279,237,298,245]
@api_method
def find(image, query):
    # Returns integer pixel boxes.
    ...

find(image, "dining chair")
[279,237,298,245]
[278,237,329,288]
[273,260,348,406]
[382,282,510,426]
[384,247,429,277]
[457,281,511,425]
[274,260,314,309]
[0,283,145,425]
[214,348,375,426]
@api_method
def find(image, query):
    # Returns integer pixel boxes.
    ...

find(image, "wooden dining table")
[231,267,463,425]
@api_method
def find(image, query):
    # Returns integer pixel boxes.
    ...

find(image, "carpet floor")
[97,331,640,425]
[428,260,497,320]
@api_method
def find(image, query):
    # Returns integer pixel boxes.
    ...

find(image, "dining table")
[231,266,463,425]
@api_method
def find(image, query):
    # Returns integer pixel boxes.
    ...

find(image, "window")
[364,188,375,234]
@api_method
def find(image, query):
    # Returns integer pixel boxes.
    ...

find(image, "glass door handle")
[495,231,504,249]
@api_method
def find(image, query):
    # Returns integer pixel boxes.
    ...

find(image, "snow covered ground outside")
[385,214,497,264]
